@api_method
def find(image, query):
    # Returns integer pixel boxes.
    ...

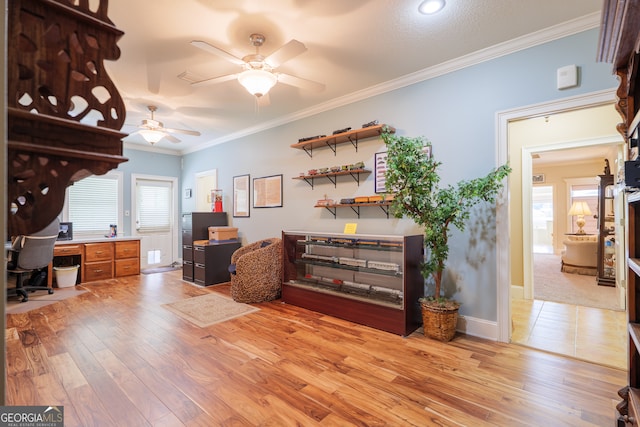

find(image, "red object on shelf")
[213,201,223,212]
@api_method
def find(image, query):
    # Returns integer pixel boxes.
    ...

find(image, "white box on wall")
[557,64,578,90]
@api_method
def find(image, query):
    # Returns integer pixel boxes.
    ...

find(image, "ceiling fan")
[179,33,325,105]
[131,105,201,145]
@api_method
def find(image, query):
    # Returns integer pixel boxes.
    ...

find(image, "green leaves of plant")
[381,128,511,299]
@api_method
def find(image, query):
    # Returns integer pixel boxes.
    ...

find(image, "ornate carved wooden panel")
[7,0,128,236]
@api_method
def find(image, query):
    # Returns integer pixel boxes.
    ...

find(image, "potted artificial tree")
[382,129,511,341]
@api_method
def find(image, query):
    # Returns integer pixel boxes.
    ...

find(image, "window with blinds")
[135,179,171,233]
[569,183,598,235]
[67,174,120,236]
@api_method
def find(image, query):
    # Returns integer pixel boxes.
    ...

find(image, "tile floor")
[511,298,627,370]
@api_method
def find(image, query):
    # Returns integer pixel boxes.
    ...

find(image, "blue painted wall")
[129,28,618,322]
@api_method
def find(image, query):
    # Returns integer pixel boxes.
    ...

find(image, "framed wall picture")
[374,151,388,193]
[233,174,250,217]
[375,145,432,193]
[253,174,283,208]
[532,174,545,184]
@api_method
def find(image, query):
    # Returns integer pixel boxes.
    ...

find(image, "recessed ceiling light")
[418,0,446,15]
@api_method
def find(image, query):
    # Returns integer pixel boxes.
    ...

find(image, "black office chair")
[7,218,59,302]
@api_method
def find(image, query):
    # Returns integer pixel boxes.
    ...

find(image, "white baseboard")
[455,286,525,341]
[457,315,498,341]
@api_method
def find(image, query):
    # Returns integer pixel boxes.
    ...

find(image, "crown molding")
[184,12,601,154]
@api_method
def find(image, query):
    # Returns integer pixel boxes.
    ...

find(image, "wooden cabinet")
[597,173,616,286]
[281,231,423,336]
[84,242,114,282]
[598,0,640,424]
[193,241,241,286]
[52,239,140,285]
[115,240,140,277]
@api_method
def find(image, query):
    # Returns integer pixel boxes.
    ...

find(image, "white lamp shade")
[139,129,165,144]
[568,201,592,216]
[237,69,277,97]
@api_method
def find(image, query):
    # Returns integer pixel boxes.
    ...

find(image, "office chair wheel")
[48,289,54,294]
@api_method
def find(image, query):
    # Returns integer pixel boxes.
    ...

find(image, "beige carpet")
[162,293,259,327]
[533,253,621,311]
[6,287,88,314]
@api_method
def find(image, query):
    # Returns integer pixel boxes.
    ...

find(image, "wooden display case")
[598,0,640,423]
[281,231,423,336]
[597,173,616,286]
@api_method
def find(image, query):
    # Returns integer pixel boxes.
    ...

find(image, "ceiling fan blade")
[257,93,271,107]
[190,73,239,88]
[165,134,181,143]
[278,73,325,93]
[190,40,246,66]
[163,127,201,136]
[265,39,307,68]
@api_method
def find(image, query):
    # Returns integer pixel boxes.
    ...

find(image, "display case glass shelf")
[282,231,423,335]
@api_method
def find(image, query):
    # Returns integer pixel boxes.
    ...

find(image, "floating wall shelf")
[291,124,395,158]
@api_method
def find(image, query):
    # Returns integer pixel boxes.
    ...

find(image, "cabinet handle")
[93,269,102,273]
[95,251,103,254]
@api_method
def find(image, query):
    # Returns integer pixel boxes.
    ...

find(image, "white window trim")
[61,171,124,238]
[564,176,598,232]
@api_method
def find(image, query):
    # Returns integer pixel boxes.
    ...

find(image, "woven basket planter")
[421,301,459,342]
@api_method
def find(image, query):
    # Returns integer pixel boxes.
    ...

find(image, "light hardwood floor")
[6,270,626,426]
[511,298,627,370]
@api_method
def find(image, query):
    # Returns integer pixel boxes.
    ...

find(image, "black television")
[58,222,73,241]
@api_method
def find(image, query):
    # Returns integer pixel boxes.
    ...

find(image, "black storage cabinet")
[182,212,227,281]
[194,241,242,286]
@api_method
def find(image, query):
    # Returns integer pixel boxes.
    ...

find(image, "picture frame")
[374,151,388,193]
[253,174,283,208]
[233,174,250,217]
[375,145,432,193]
[532,174,545,184]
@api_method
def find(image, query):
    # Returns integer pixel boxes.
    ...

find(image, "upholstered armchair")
[229,238,283,303]
[561,234,598,275]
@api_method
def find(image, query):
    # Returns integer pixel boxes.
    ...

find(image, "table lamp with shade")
[568,201,592,234]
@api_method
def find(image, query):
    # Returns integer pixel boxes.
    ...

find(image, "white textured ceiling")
[103,0,604,154]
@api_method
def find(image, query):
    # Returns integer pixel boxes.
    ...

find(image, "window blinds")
[68,176,119,235]
[136,179,171,233]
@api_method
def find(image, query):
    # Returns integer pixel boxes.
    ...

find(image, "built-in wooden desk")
[49,237,140,286]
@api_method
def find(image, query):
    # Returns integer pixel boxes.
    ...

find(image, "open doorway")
[496,91,627,368]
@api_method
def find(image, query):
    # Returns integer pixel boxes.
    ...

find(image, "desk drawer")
[54,244,82,256]
[115,258,139,277]
[85,243,113,262]
[115,240,139,259]
[84,261,113,281]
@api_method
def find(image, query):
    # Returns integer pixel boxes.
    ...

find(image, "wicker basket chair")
[229,238,283,303]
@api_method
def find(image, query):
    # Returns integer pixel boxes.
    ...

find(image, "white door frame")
[496,89,617,342]
[195,169,218,212]
[131,174,180,267]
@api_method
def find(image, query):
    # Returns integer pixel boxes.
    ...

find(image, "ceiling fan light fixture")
[418,0,445,14]
[237,69,277,97]
[139,129,165,144]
